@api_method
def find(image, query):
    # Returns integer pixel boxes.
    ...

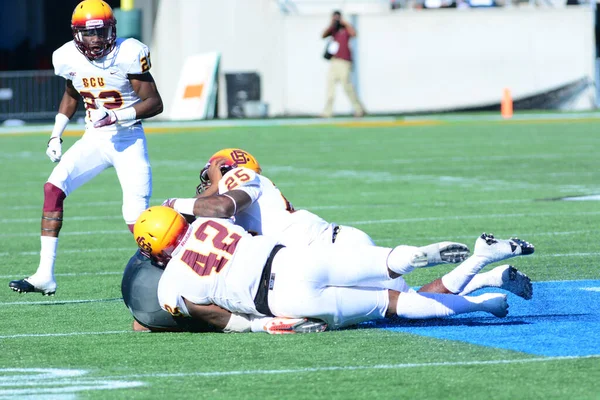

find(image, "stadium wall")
[151,3,595,118]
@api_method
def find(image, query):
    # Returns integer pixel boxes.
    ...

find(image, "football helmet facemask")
[71,0,117,61]
[197,148,262,194]
[133,206,190,267]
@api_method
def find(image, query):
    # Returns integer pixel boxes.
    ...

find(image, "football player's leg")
[390,290,509,319]
[283,244,400,286]
[113,135,151,233]
[10,139,109,295]
[332,225,375,246]
[427,233,535,296]
[458,265,533,300]
[269,275,389,330]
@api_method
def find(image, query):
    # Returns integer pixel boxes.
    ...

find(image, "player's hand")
[46,137,62,162]
[207,157,227,183]
[264,317,327,334]
[90,107,117,128]
[161,198,176,208]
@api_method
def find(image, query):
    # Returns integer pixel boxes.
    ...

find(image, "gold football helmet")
[197,148,262,194]
[133,206,189,266]
[71,0,117,60]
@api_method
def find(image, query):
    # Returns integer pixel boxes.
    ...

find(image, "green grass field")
[1,116,599,399]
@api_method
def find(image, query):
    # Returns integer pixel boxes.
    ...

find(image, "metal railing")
[0,70,85,123]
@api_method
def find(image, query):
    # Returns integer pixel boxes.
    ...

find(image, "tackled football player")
[130,205,535,333]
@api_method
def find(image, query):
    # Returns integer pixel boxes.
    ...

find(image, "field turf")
[1,115,599,399]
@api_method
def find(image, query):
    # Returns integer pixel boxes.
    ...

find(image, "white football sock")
[395,291,498,319]
[386,245,421,276]
[33,236,58,281]
[457,270,502,295]
[440,255,490,294]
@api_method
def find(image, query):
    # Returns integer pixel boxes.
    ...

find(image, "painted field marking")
[0,331,133,340]
[106,354,600,379]
[384,280,600,357]
[582,287,600,292]
[0,368,144,397]
[0,298,122,306]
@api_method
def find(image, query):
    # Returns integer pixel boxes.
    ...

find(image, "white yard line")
[1,298,122,306]
[0,271,123,279]
[1,210,600,239]
[106,355,600,379]
[347,210,600,226]
[0,331,134,340]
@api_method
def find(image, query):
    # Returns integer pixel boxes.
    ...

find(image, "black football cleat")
[9,278,56,296]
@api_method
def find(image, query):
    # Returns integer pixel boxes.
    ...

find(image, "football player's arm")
[196,157,228,198]
[196,185,219,198]
[183,299,271,333]
[192,190,252,217]
[166,189,252,218]
[58,80,80,118]
[128,72,164,119]
[46,80,80,162]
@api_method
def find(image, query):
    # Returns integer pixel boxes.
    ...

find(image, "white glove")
[46,137,62,162]
[90,107,117,128]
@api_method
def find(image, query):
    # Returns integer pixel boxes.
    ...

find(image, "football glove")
[90,107,117,128]
[46,137,62,162]
[264,317,327,334]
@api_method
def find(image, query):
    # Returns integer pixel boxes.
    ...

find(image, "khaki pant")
[323,58,365,117]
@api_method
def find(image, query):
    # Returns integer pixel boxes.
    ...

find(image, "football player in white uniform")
[165,148,533,299]
[133,206,535,332]
[9,0,163,296]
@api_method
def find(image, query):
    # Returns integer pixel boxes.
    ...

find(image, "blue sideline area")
[364,280,600,356]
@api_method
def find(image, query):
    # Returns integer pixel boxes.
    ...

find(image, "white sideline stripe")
[0,331,134,340]
[106,355,600,379]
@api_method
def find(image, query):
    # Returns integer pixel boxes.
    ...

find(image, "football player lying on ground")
[164,148,533,299]
[129,205,534,333]
[125,177,532,332]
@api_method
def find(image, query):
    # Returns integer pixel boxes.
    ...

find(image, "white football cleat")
[493,264,533,300]
[474,233,534,263]
[264,317,327,334]
[418,242,470,267]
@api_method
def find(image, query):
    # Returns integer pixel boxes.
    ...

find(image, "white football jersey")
[157,217,279,317]
[53,38,152,132]
[217,168,332,246]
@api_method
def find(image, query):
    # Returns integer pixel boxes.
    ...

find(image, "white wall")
[151,3,596,118]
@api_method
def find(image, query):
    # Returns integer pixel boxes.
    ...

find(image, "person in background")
[322,10,365,118]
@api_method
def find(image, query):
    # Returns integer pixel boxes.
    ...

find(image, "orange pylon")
[501,88,513,119]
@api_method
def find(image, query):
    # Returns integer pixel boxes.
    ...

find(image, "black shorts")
[121,251,215,332]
